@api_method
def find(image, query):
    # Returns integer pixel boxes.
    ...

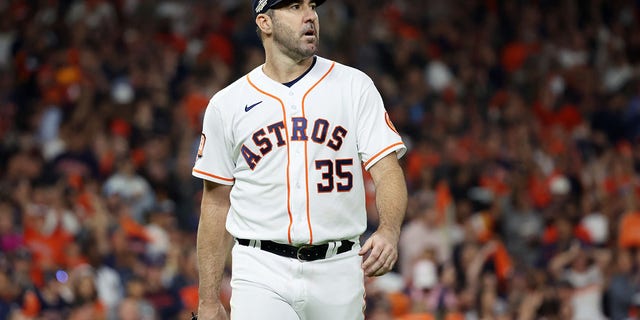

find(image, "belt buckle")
[296,245,314,262]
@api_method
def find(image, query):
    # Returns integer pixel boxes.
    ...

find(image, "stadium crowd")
[0,0,640,319]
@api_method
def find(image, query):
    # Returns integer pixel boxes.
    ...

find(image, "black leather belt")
[237,238,355,262]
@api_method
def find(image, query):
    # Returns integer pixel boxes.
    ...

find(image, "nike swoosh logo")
[245,101,263,112]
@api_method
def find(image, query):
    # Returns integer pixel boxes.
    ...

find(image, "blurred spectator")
[605,248,640,320]
[103,157,155,223]
[35,270,73,319]
[549,242,609,320]
[500,186,543,268]
[400,207,445,280]
[420,263,460,316]
[0,196,22,252]
[142,254,182,320]
[50,123,100,180]
[118,276,156,320]
[67,266,106,320]
[0,265,19,319]
[79,232,124,318]
[117,296,150,320]
[618,207,640,249]
[22,176,76,287]
[143,199,175,260]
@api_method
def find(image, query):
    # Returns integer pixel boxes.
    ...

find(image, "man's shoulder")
[317,56,369,77]
[316,56,375,88]
[210,67,261,104]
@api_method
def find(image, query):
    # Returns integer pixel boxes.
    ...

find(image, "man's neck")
[262,53,315,84]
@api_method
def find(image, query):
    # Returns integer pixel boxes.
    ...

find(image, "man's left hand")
[359,228,399,277]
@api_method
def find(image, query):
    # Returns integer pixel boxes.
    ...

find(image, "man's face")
[270,1,320,60]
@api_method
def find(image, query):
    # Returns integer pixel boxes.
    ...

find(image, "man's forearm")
[360,153,408,277]
[370,154,407,237]
[197,182,233,303]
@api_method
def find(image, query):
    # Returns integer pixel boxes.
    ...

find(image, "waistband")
[236,238,356,262]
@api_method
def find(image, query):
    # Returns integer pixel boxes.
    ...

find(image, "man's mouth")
[303,29,316,37]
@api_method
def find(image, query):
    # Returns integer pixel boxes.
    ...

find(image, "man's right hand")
[197,301,229,320]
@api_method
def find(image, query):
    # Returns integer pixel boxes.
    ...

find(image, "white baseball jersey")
[192,56,405,245]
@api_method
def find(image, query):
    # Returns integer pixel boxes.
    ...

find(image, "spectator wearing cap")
[103,156,155,224]
[142,254,182,320]
[143,199,176,260]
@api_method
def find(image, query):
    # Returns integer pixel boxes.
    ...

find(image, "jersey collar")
[249,56,333,94]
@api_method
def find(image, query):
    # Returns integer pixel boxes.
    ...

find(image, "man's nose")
[302,4,317,22]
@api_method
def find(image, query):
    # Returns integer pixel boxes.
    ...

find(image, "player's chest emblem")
[240,117,349,170]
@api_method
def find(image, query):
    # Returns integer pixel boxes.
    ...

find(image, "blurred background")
[0,0,640,319]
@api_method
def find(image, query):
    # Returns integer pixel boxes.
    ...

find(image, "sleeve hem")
[192,168,235,185]
[363,142,406,171]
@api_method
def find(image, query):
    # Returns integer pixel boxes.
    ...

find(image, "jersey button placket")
[286,98,305,242]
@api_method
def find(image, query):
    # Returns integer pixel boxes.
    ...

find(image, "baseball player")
[192,0,408,319]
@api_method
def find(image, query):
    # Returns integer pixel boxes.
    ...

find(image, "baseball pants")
[229,241,365,320]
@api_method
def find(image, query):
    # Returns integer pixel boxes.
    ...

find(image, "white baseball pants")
[229,241,365,320]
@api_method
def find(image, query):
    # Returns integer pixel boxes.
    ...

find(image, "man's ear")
[256,14,272,36]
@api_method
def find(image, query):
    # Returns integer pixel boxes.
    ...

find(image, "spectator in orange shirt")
[618,209,640,249]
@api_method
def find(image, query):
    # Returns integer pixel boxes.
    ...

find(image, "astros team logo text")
[241,117,347,170]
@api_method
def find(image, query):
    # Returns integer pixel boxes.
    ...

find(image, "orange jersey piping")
[192,168,235,183]
[301,61,335,245]
[246,74,294,243]
[363,142,404,169]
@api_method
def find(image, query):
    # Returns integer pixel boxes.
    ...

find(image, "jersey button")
[291,105,297,110]
[289,91,294,96]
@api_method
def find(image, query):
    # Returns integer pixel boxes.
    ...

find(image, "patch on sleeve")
[385,112,399,134]
[197,133,206,158]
